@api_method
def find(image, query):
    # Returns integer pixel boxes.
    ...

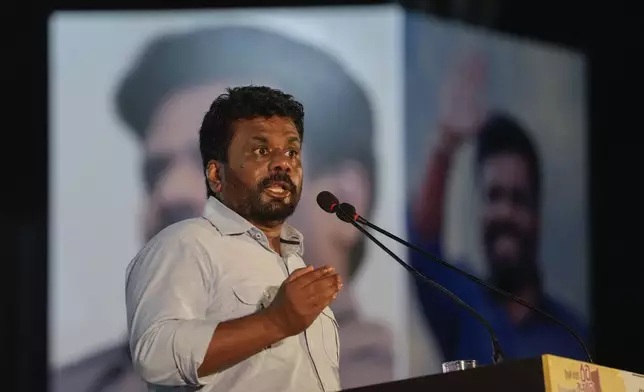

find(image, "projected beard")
[147,204,202,240]
[484,220,540,295]
[223,165,301,223]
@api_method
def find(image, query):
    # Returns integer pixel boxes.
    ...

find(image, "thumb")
[286,265,313,282]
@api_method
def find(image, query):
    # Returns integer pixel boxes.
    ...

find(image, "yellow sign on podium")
[542,354,644,392]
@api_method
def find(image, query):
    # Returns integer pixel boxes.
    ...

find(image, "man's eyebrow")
[287,136,301,145]
[250,136,269,144]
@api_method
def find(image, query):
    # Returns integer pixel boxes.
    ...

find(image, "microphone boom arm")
[355,214,593,364]
[336,205,506,364]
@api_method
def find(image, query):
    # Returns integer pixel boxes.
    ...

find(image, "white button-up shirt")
[125,197,341,391]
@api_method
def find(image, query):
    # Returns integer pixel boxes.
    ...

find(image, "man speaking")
[125,86,342,391]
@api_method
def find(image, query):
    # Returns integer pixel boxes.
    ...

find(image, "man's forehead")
[480,153,531,187]
[232,117,300,141]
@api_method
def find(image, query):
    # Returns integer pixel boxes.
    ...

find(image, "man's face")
[479,152,539,292]
[214,116,303,225]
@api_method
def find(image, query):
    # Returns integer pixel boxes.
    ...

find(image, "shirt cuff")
[174,319,219,386]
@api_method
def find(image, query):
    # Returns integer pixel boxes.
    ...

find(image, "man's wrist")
[260,307,291,340]
[434,126,461,159]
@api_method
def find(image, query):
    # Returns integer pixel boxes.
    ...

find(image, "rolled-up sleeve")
[125,231,219,386]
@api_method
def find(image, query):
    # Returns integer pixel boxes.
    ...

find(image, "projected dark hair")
[114,26,375,279]
[475,112,541,207]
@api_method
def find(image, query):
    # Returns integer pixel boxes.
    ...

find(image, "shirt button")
[255,233,262,239]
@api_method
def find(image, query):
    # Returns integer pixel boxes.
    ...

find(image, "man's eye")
[254,147,269,155]
[287,149,299,157]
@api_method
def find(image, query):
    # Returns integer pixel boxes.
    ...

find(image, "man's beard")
[224,167,300,224]
[484,220,539,295]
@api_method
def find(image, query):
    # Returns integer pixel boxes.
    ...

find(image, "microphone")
[316,191,506,364]
[316,191,593,364]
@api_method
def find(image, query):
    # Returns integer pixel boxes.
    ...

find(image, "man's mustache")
[260,172,297,192]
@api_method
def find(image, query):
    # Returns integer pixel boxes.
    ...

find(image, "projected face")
[141,85,225,240]
[480,152,539,293]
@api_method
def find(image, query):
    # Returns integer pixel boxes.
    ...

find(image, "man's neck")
[251,220,284,254]
[214,197,287,254]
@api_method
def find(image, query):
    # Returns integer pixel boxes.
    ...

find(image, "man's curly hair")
[199,86,305,197]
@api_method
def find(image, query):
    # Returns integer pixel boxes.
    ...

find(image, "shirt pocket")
[231,284,282,313]
[231,284,284,350]
[320,307,340,368]
[231,285,263,314]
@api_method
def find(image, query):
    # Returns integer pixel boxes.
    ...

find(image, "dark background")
[6,1,641,390]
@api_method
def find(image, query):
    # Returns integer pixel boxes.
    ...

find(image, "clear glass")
[441,359,477,373]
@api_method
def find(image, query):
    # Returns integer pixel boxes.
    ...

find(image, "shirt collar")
[203,196,304,256]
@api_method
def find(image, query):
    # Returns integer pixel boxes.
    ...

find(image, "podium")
[344,355,644,392]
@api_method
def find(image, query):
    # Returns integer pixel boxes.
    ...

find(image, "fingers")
[286,265,313,282]
[321,284,342,302]
[315,273,342,293]
[308,275,342,294]
[307,275,343,304]
[311,286,342,312]
[293,265,337,287]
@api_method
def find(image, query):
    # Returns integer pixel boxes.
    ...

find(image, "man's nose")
[268,151,293,173]
[495,199,516,218]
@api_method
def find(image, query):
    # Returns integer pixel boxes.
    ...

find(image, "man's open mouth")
[264,181,292,197]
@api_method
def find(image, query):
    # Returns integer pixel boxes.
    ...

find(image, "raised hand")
[266,265,343,337]
[436,50,487,152]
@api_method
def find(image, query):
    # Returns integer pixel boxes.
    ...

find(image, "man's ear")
[206,160,224,193]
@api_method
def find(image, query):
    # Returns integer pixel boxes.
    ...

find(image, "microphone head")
[336,202,357,222]
[316,191,339,213]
